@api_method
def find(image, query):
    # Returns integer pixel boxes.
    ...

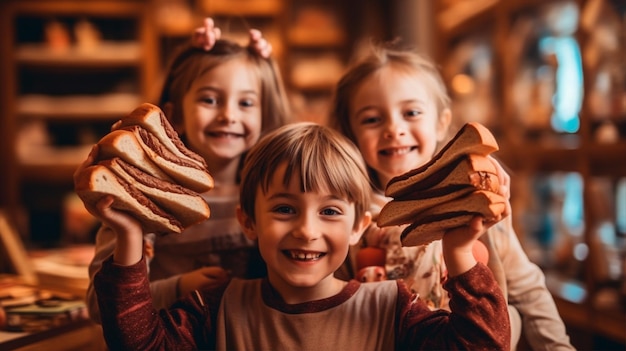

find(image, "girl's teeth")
[383,147,411,155]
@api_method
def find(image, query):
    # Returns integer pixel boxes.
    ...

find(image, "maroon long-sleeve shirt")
[95,256,509,350]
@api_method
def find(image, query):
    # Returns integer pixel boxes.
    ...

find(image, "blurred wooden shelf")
[16,42,141,67]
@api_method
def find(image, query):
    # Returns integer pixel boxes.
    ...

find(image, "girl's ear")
[436,108,452,143]
[236,205,257,240]
[163,102,185,134]
[350,211,372,246]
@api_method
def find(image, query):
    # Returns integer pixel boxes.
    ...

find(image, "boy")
[84,122,510,350]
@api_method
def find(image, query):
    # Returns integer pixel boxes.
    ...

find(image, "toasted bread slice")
[75,164,183,234]
[97,129,173,181]
[378,154,500,226]
[385,122,498,197]
[101,158,210,228]
[125,125,214,193]
[399,190,507,247]
[112,103,208,169]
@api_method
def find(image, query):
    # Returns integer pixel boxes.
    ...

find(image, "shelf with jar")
[434,0,625,348]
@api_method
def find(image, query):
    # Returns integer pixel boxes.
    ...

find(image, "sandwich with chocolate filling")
[378,122,506,247]
[111,103,208,171]
[75,103,214,234]
[385,122,499,197]
[99,125,213,193]
[101,157,210,228]
[377,153,501,227]
[75,164,186,234]
[398,190,507,247]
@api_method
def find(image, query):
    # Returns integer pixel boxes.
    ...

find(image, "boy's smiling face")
[237,162,369,304]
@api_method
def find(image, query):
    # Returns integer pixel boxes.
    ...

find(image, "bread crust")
[75,165,184,234]
[378,154,500,227]
[112,103,208,169]
[102,158,210,227]
[75,103,214,234]
[378,122,506,247]
[385,122,498,197]
[399,191,506,247]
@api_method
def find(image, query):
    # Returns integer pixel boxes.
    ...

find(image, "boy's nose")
[292,216,321,241]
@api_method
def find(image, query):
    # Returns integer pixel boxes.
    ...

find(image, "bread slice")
[74,164,184,234]
[112,103,208,169]
[97,126,214,193]
[385,122,499,197]
[97,129,173,181]
[399,190,507,247]
[378,154,500,226]
[400,215,476,247]
[123,125,214,193]
[101,158,210,228]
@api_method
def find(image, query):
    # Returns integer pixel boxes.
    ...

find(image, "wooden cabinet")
[433,0,625,348]
[0,0,158,245]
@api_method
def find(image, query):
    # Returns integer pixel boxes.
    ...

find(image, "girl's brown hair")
[239,122,371,229]
[159,40,290,135]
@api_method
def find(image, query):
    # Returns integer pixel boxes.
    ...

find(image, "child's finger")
[488,155,510,200]
[248,29,272,58]
[192,18,221,51]
[249,28,261,41]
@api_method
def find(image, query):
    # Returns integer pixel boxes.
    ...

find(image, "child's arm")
[441,216,485,276]
[395,260,510,350]
[495,216,575,349]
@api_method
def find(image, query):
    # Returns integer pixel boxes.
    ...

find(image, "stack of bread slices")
[74,103,213,234]
[377,122,507,247]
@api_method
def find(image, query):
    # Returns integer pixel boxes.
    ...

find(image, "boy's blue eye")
[321,208,341,216]
[274,205,295,215]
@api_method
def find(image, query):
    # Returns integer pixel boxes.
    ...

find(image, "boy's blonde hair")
[159,40,289,134]
[330,43,451,143]
[240,122,371,228]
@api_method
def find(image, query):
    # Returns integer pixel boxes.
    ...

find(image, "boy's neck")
[267,274,348,305]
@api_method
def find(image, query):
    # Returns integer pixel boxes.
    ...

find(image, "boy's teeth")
[289,251,322,260]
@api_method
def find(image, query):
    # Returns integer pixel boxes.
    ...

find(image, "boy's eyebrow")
[267,191,350,204]
[267,192,296,200]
